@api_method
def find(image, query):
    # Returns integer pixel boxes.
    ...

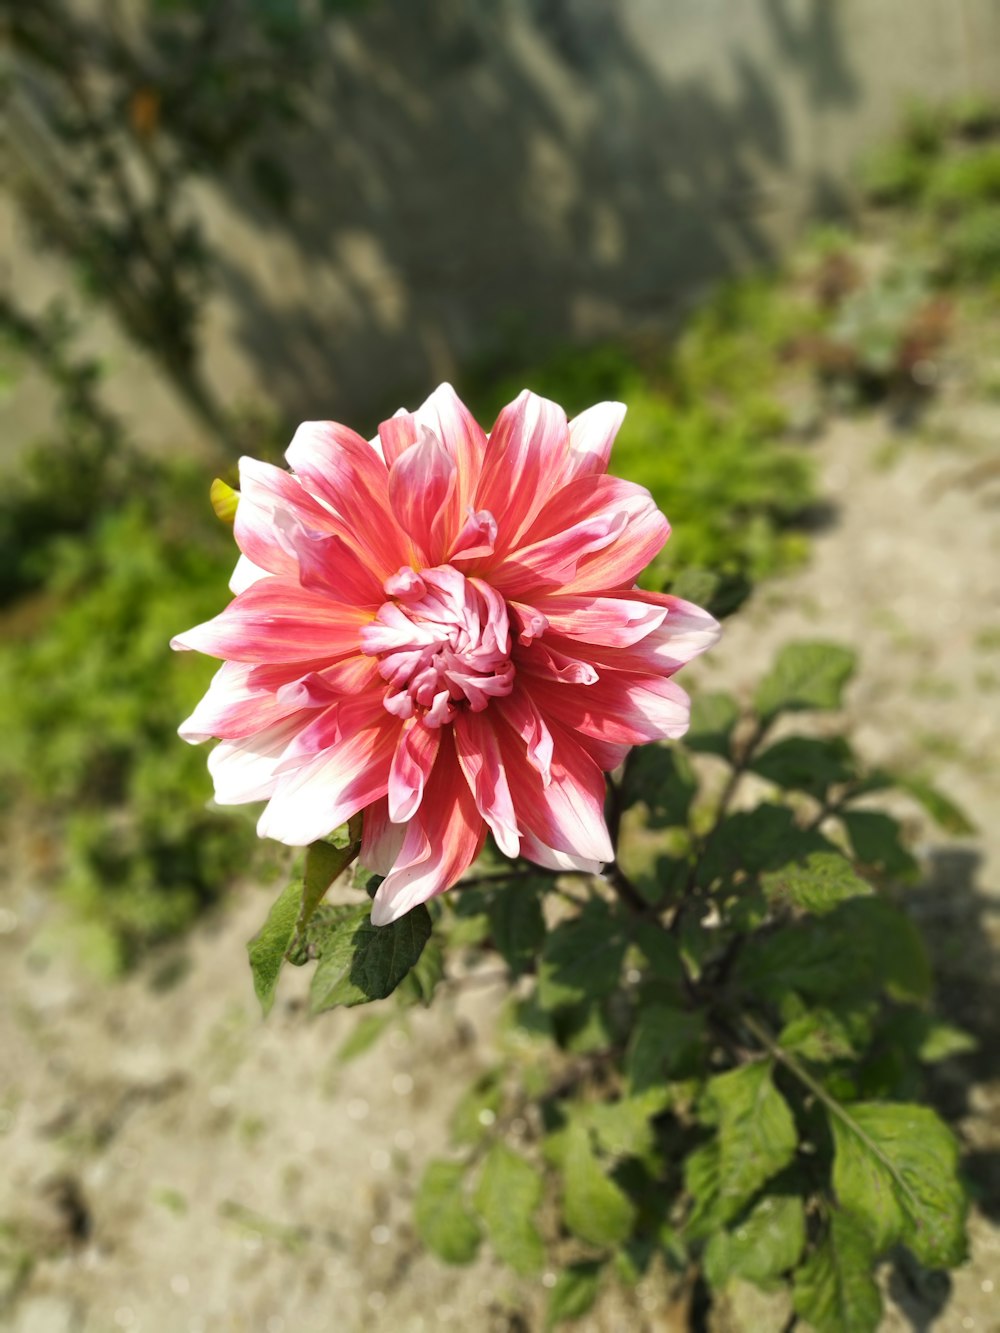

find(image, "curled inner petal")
[360,565,515,726]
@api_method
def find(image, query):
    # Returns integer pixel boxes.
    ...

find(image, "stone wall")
[7,0,1000,445]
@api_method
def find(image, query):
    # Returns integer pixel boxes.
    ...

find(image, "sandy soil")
[2,342,999,1333]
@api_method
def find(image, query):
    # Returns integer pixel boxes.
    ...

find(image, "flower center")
[359,565,515,726]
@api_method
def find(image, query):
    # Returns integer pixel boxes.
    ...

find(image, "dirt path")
[2,364,999,1333]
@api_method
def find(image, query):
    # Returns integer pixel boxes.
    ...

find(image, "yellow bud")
[210,478,239,525]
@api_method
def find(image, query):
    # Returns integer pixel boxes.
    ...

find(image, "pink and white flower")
[172,384,720,924]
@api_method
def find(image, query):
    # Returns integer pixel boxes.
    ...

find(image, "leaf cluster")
[246,641,972,1329]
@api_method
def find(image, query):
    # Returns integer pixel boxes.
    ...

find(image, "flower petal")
[475,390,569,551]
[360,796,406,874]
[206,714,310,804]
[389,718,441,823]
[519,832,603,876]
[179,662,312,742]
[495,713,613,863]
[171,579,373,663]
[527,671,691,745]
[257,716,398,845]
[454,710,520,857]
[286,421,410,577]
[561,401,626,482]
[388,428,459,565]
[370,733,486,925]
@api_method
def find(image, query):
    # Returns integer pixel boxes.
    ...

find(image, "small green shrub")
[0,477,271,970]
[946,204,1000,280]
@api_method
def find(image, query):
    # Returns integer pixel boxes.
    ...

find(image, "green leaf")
[761,852,873,916]
[309,903,432,1011]
[896,775,975,835]
[414,1160,481,1265]
[474,1143,545,1275]
[451,1070,503,1146]
[582,1092,668,1161]
[487,879,546,977]
[686,690,740,757]
[336,1012,393,1063]
[562,1122,637,1248]
[841,810,917,879]
[397,934,445,1007]
[289,836,360,955]
[751,736,855,799]
[853,897,932,1003]
[246,880,302,1016]
[626,1004,705,1092]
[704,1193,805,1290]
[793,1211,882,1333]
[735,904,878,1004]
[830,1102,967,1267]
[736,896,928,1005]
[754,642,857,721]
[705,1063,798,1224]
[699,804,833,887]
[537,903,627,1010]
[915,1020,977,1062]
[620,744,698,827]
[546,1263,602,1327]
[778,1004,874,1064]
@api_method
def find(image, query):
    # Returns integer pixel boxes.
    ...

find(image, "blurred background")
[2,2,999,1330]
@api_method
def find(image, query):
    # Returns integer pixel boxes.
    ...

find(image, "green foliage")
[308,901,432,1012]
[0,477,268,969]
[753,640,857,720]
[415,1161,481,1265]
[465,278,817,616]
[793,1211,882,1333]
[254,637,970,1328]
[830,1103,966,1267]
[475,1143,546,1275]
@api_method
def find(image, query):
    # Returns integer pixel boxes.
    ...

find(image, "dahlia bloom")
[172,384,719,925]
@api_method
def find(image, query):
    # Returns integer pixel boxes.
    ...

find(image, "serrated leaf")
[699,804,834,888]
[705,1063,798,1224]
[736,896,927,1005]
[686,691,740,757]
[474,1143,545,1275]
[704,1193,805,1290]
[246,880,302,1016]
[488,879,546,977]
[896,775,975,835]
[751,736,855,799]
[627,1004,705,1092]
[414,1160,481,1265]
[546,1262,602,1327]
[793,1211,882,1333]
[537,904,627,1010]
[754,642,857,721]
[309,903,432,1011]
[841,810,917,879]
[830,1102,967,1267]
[562,1122,637,1247]
[761,852,873,916]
